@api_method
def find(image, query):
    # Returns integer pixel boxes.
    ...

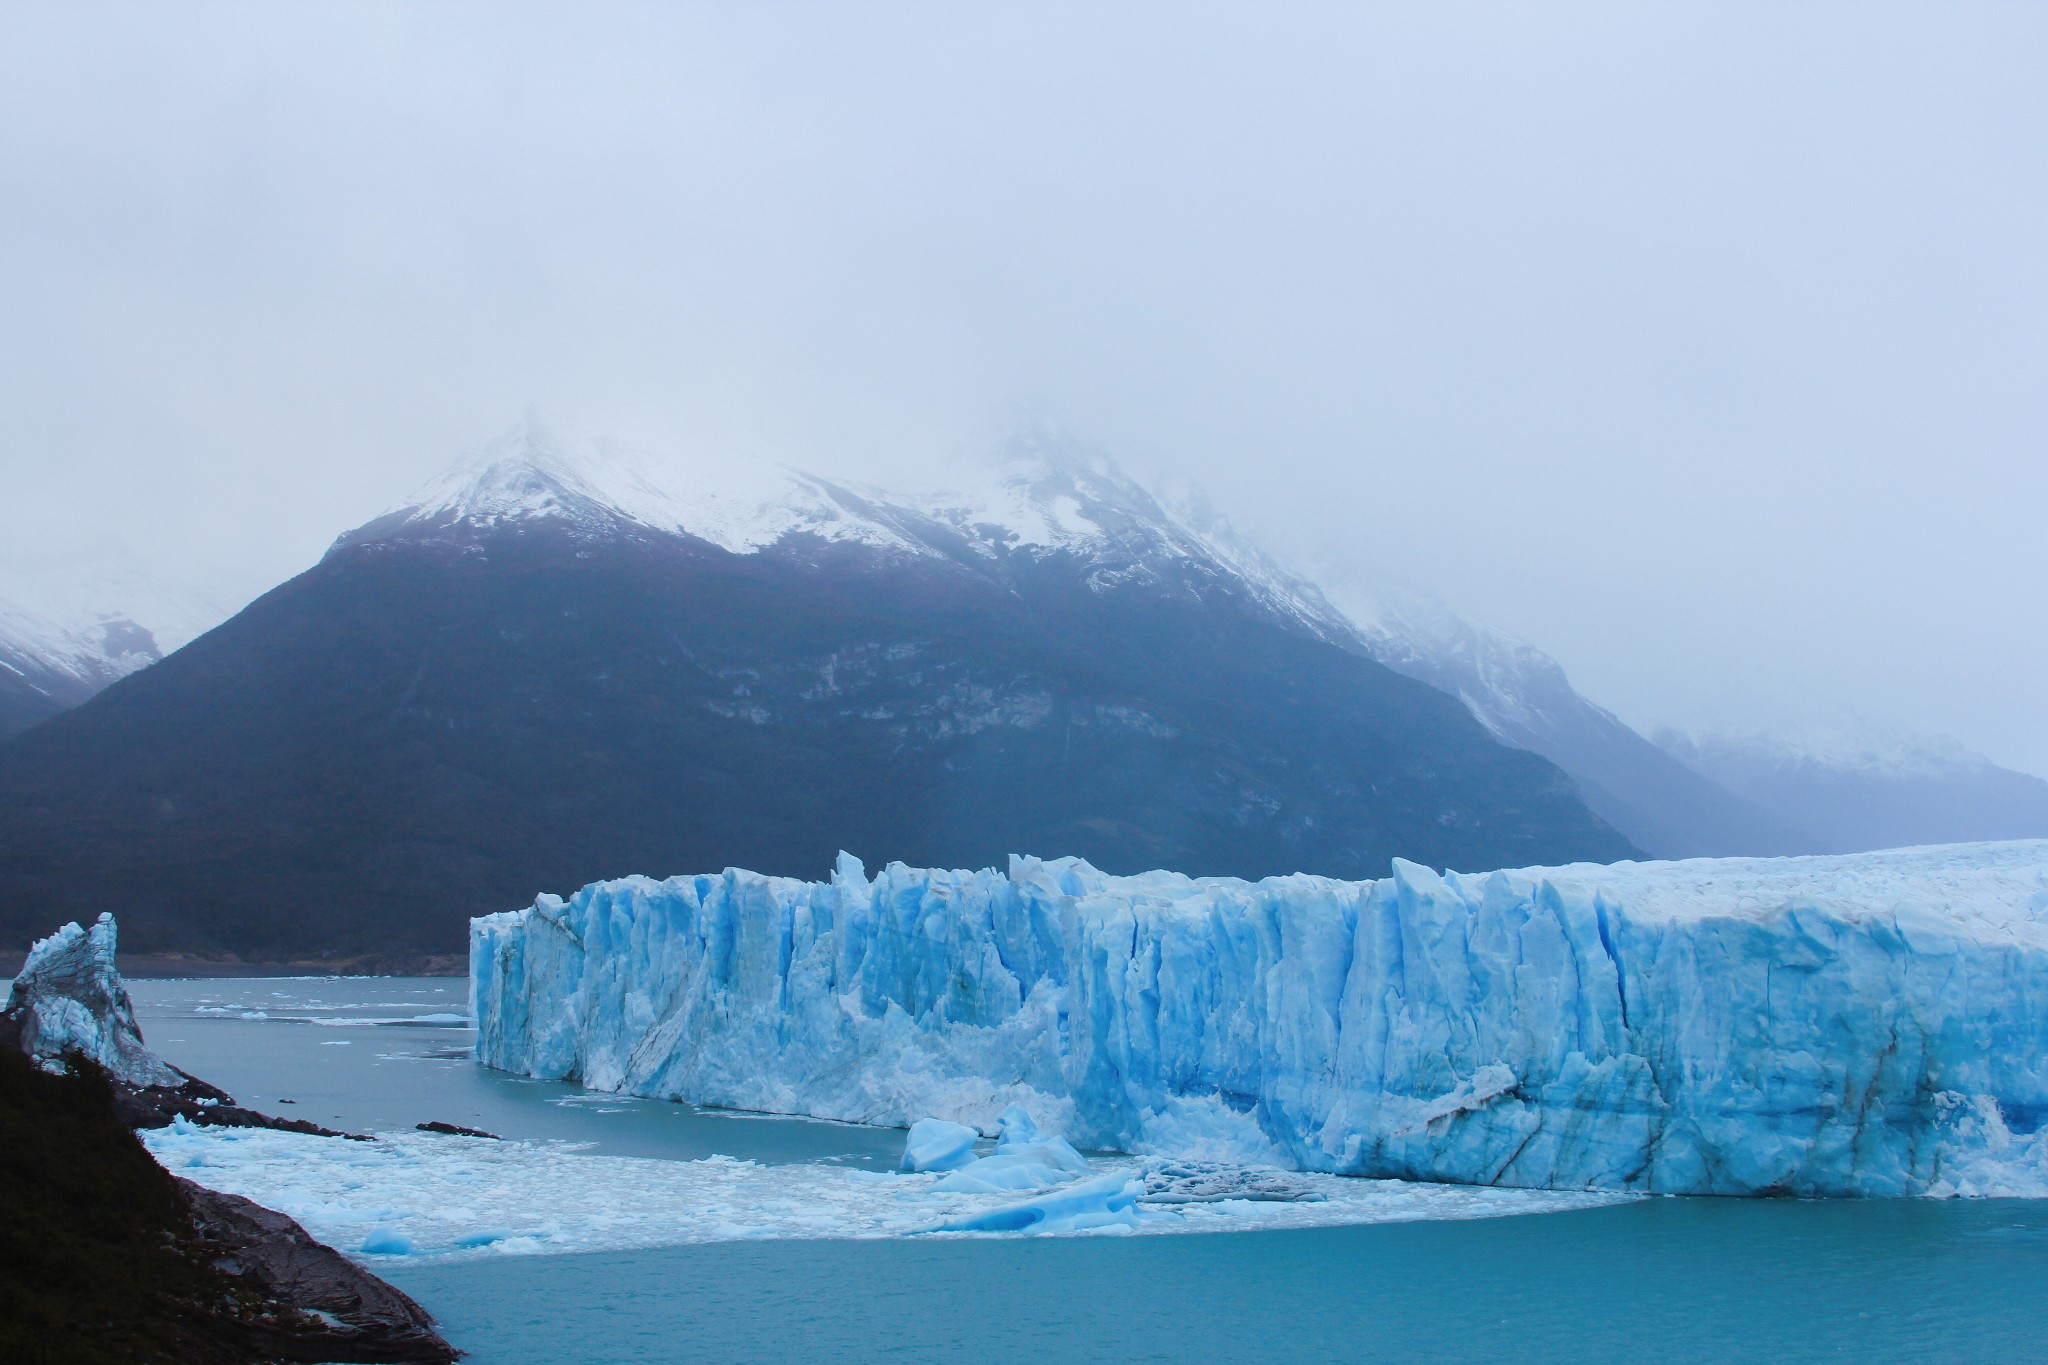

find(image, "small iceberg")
[930,1105,1090,1193]
[933,1172,1156,1235]
[900,1117,979,1173]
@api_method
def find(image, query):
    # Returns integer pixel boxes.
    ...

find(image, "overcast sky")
[3,2,2043,773]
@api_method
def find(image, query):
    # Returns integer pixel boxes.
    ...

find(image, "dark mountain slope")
[1323,578,1817,859]
[0,510,1633,961]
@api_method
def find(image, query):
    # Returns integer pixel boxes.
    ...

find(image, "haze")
[2,2,2042,774]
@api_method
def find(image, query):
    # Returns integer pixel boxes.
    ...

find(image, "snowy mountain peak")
[348,420,1357,647]
[1657,716,2000,780]
[379,418,821,550]
[0,600,166,740]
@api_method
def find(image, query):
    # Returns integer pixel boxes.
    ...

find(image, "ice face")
[5,912,183,1088]
[471,842,2048,1197]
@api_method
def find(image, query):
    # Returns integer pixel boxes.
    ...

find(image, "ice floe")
[142,1118,1624,1262]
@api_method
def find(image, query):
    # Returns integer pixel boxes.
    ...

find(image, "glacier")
[471,841,2048,1198]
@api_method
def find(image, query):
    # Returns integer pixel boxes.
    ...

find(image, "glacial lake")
[131,976,2048,1364]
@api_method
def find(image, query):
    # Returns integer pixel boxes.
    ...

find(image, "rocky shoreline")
[3,914,459,1363]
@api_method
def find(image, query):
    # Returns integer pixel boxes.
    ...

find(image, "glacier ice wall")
[471,842,2048,1196]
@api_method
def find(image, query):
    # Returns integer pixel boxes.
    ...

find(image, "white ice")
[142,1118,1623,1262]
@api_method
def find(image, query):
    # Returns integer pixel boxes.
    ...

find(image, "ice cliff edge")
[471,841,2048,1197]
[4,912,183,1087]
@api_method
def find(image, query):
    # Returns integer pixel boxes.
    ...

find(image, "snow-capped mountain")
[0,602,163,741]
[1311,572,1814,858]
[0,568,230,742]
[335,421,1809,862]
[342,420,1367,644]
[0,420,1634,962]
[1657,720,2048,854]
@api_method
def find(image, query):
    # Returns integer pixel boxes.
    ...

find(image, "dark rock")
[0,1040,457,1365]
[0,442,1635,963]
[416,1121,500,1139]
[115,1073,372,1140]
[179,1178,458,1363]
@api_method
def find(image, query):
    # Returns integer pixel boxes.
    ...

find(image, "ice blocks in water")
[933,1172,1150,1235]
[932,1113,1090,1194]
[901,1118,979,1173]
[1139,1160,1324,1205]
[472,841,2048,1196]
[995,1104,1044,1151]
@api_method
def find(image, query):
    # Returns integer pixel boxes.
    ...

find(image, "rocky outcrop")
[2,915,456,1363]
[2,912,361,1138]
[179,1179,456,1363]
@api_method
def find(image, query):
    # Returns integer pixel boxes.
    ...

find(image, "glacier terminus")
[472,841,2048,1199]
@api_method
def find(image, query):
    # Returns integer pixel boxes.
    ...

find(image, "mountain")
[0,422,1636,964]
[1656,722,2048,854]
[1310,576,1816,859]
[0,603,164,741]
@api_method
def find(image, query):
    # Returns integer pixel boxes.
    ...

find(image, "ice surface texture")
[900,1118,978,1172]
[472,842,2048,1197]
[5,912,183,1087]
[144,1121,1616,1259]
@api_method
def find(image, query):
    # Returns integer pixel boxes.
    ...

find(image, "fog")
[2,2,2043,772]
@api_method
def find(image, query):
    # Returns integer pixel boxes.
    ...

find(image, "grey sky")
[3,3,2043,773]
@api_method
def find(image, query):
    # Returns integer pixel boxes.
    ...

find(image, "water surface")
[131,976,2048,1363]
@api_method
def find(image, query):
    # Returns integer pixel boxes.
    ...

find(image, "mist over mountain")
[0,604,163,741]
[0,423,1636,963]
[1315,573,1812,860]
[1658,723,2048,856]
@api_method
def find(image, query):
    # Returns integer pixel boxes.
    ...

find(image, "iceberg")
[900,1118,979,1173]
[4,912,183,1087]
[471,842,2048,1197]
[928,1105,1091,1194]
[932,1172,1152,1235]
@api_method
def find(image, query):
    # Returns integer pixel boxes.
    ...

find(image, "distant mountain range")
[1657,723,2048,855]
[1315,574,1815,860]
[0,423,1634,963]
[0,604,164,741]
[0,421,2036,964]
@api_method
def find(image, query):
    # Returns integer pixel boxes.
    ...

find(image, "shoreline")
[0,952,467,979]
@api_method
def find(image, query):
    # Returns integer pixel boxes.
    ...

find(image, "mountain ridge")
[1658,723,2048,854]
[0,422,1637,960]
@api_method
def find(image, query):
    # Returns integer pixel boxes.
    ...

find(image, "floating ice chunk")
[361,1227,415,1256]
[1140,1159,1326,1204]
[995,1104,1043,1151]
[931,1109,1092,1192]
[933,1144,1090,1194]
[901,1117,979,1173]
[933,1172,1153,1235]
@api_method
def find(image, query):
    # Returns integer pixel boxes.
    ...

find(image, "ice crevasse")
[471,841,2048,1198]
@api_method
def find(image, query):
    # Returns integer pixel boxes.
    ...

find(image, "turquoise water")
[132,978,2048,1364]
[385,1200,2048,1364]
[127,975,901,1166]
